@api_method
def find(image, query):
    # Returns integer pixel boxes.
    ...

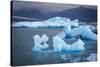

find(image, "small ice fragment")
[87,53,97,61]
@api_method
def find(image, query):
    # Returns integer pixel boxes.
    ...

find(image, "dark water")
[11,27,97,66]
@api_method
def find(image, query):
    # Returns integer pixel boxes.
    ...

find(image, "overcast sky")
[11,1,97,22]
[12,1,96,14]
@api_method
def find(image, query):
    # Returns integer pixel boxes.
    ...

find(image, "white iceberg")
[70,38,85,50]
[60,25,97,40]
[63,38,85,51]
[32,34,49,51]
[53,35,85,52]
[53,35,68,52]
[70,26,96,40]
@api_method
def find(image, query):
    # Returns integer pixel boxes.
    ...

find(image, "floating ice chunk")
[32,34,49,51]
[41,34,49,48]
[81,25,97,34]
[65,26,97,40]
[80,26,97,40]
[12,17,79,28]
[71,39,85,50]
[57,22,79,39]
[53,35,68,52]
[32,35,42,51]
[63,39,85,51]
[12,22,43,27]
[53,35,85,52]
[87,53,97,61]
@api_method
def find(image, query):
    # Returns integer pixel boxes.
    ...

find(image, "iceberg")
[12,21,44,28]
[81,25,97,34]
[62,38,85,51]
[70,26,96,40]
[60,26,97,40]
[70,38,85,50]
[53,35,85,52]
[86,53,97,61]
[79,26,97,40]
[32,34,85,52]
[12,17,79,28]
[32,34,49,51]
[53,35,68,52]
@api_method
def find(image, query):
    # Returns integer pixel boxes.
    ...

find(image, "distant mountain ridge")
[54,7,97,22]
[12,7,97,22]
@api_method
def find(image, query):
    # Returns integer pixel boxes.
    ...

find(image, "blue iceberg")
[86,53,97,61]
[53,35,85,52]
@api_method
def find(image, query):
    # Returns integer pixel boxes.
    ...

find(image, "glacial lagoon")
[11,27,97,66]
